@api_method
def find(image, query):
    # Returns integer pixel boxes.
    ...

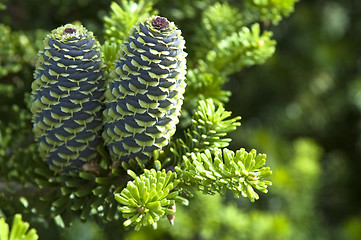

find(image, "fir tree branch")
[185,13,276,106]
[115,169,188,230]
[103,0,157,45]
[0,214,38,240]
[175,148,272,202]
[184,68,231,107]
[169,99,241,164]
[0,180,47,198]
[203,23,276,76]
[28,161,129,223]
[194,2,245,58]
[244,0,299,25]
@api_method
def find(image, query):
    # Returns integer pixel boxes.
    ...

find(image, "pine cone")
[103,16,187,163]
[31,24,104,172]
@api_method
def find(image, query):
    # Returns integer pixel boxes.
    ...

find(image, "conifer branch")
[184,68,231,107]
[203,23,276,76]
[0,181,45,198]
[185,4,276,105]
[115,169,188,230]
[0,214,38,240]
[169,99,241,164]
[103,0,157,46]
[244,0,299,25]
[195,2,245,58]
[175,148,272,202]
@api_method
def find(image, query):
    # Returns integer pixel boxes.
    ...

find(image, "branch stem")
[0,179,49,198]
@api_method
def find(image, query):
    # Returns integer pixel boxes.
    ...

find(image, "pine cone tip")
[151,16,169,29]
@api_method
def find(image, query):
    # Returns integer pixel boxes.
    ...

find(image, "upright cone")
[31,24,104,172]
[103,16,187,163]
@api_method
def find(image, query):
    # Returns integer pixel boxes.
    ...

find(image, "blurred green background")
[1,0,361,239]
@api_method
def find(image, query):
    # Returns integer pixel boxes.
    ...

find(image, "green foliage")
[0,24,22,77]
[176,148,272,202]
[204,23,276,76]
[228,3,361,238]
[0,106,33,183]
[60,219,106,240]
[342,217,361,240]
[0,22,45,181]
[27,152,125,224]
[122,138,323,240]
[115,169,187,230]
[245,0,299,25]
[183,2,277,106]
[101,41,119,74]
[102,0,158,74]
[196,2,245,57]
[0,214,38,240]
[169,99,241,164]
[104,0,157,46]
[155,194,292,240]
[184,68,231,106]
[0,1,6,10]
[0,24,41,78]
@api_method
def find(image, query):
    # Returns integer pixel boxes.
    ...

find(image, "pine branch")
[175,148,272,202]
[203,23,276,76]
[28,159,129,223]
[244,0,299,25]
[194,2,245,59]
[0,180,46,198]
[184,68,231,107]
[184,5,276,105]
[101,41,119,75]
[103,0,157,46]
[0,214,38,240]
[168,99,241,165]
[115,169,188,230]
[102,0,158,75]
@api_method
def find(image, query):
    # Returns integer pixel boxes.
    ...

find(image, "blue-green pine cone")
[31,24,104,172]
[103,16,187,163]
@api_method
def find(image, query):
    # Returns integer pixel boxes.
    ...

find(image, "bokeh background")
[1,0,361,239]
